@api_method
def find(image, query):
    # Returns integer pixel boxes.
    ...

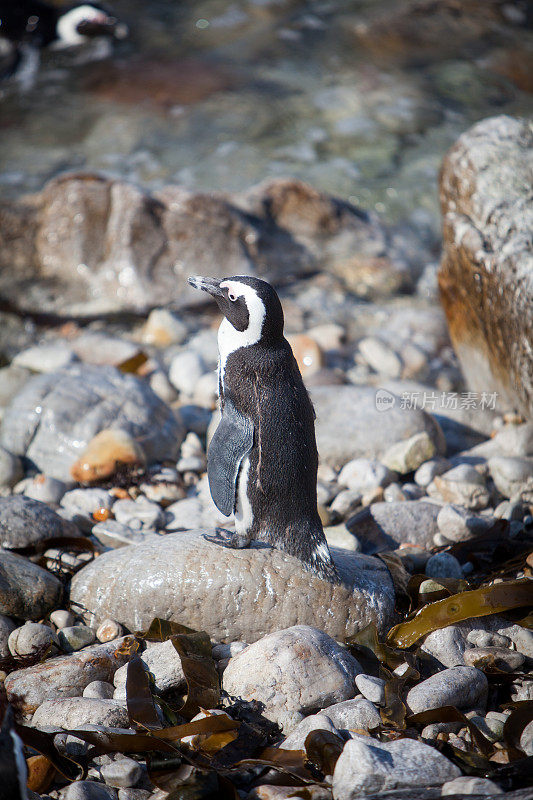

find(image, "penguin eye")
[228,292,237,302]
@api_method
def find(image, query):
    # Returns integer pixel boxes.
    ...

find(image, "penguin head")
[55,4,127,47]
[188,275,284,346]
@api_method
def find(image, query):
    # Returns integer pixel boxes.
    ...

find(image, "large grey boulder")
[70,531,395,643]
[0,495,80,549]
[346,500,441,553]
[0,174,394,316]
[311,386,445,469]
[222,626,362,731]
[438,116,533,418]
[0,550,62,621]
[0,364,184,482]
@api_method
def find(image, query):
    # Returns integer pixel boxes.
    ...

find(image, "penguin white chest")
[235,456,253,536]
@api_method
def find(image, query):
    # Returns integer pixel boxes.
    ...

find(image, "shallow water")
[1,0,531,246]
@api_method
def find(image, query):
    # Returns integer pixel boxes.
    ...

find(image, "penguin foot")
[203,528,251,549]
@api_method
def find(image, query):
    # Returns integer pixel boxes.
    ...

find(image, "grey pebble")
[113,497,166,531]
[425,552,463,580]
[280,712,341,751]
[0,613,17,658]
[337,458,395,493]
[50,609,76,629]
[0,550,63,620]
[463,646,525,672]
[169,351,206,396]
[0,494,80,549]
[381,431,436,474]
[406,666,488,714]
[0,445,22,489]
[489,456,533,501]
[354,674,386,706]
[96,619,123,643]
[8,621,59,657]
[83,681,115,699]
[414,457,451,487]
[436,503,494,543]
[59,625,97,652]
[33,698,129,730]
[61,489,113,526]
[441,776,503,795]
[91,520,163,549]
[62,780,117,800]
[101,758,143,789]
[113,640,186,695]
[322,697,381,730]
[466,630,510,648]
[16,474,68,505]
[329,489,362,520]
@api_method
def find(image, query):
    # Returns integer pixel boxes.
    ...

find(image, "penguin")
[0,706,27,800]
[188,275,339,583]
[0,1,127,84]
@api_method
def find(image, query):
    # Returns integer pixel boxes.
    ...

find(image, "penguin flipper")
[207,400,254,516]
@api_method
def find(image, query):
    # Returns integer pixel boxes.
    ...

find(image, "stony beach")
[0,1,532,799]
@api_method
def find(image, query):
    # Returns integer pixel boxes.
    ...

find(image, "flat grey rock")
[0,495,80,549]
[347,501,441,553]
[70,531,395,643]
[0,364,184,482]
[33,697,129,730]
[332,735,461,798]
[405,666,488,714]
[322,697,381,731]
[0,550,62,620]
[311,386,445,469]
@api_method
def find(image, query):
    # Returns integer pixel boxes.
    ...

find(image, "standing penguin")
[188,275,339,582]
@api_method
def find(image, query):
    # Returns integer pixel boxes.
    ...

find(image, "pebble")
[332,735,460,798]
[463,646,525,672]
[0,446,22,489]
[33,698,130,730]
[4,638,130,713]
[113,496,166,530]
[441,776,503,795]
[113,640,186,695]
[488,456,533,501]
[381,431,436,474]
[62,779,117,799]
[70,430,145,484]
[358,336,403,378]
[211,642,248,660]
[0,550,63,621]
[466,630,510,648]
[337,458,395,493]
[346,500,441,553]
[280,713,341,750]
[0,613,17,658]
[405,666,488,714]
[470,711,506,742]
[427,464,490,510]
[354,674,386,706]
[61,489,113,528]
[8,622,59,657]
[0,495,80,549]
[13,342,76,373]
[50,610,76,629]
[192,371,218,409]
[307,323,344,351]
[142,309,187,347]
[324,524,360,551]
[287,334,324,378]
[322,697,381,731]
[169,351,206,396]
[97,619,123,643]
[425,552,463,580]
[164,497,204,530]
[414,457,451,487]
[91,520,163,548]
[83,681,115,699]
[382,482,406,502]
[101,759,143,789]
[117,791,151,800]
[222,625,362,731]
[58,625,97,652]
[436,503,494,543]
[329,489,362,520]
[15,474,68,505]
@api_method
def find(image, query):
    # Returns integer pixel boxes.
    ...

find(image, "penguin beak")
[76,15,128,40]
[188,276,224,298]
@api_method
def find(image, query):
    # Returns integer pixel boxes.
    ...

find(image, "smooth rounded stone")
[16,474,68,505]
[436,504,494,543]
[61,489,114,528]
[332,735,460,798]
[425,552,463,580]
[441,776,503,795]
[113,640,186,695]
[5,638,130,713]
[466,630,510,649]
[70,332,142,369]
[211,642,248,660]
[494,500,527,521]
[222,626,362,731]
[358,337,402,379]
[13,342,76,373]
[307,323,344,352]
[71,429,146,485]
[346,501,441,554]
[70,531,395,643]
[50,611,76,632]
[287,334,324,379]
[405,667,488,714]
[322,698,381,731]
[97,619,123,643]
[422,618,532,667]
[280,713,341,751]
[427,464,490,510]
[83,681,115,699]
[169,351,206,397]
[101,758,142,789]
[400,482,424,500]
[463,646,525,672]
[470,712,506,743]
[8,622,59,657]
[164,497,204,531]
[414,457,451,487]
[382,483,406,503]
[0,550,62,620]
[521,720,533,756]
[337,459,395,493]
[117,791,151,800]
[142,309,187,347]
[0,364,184,482]
[33,698,129,730]
[325,524,360,552]
[311,386,445,469]
[0,495,80,549]
[62,779,117,799]
[438,116,533,418]
[0,446,22,489]
[91,520,163,549]
[488,456,533,501]
[0,612,17,658]
[381,432,436,475]
[112,497,165,531]
[329,490,362,521]
[354,674,386,706]
[59,626,97,653]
